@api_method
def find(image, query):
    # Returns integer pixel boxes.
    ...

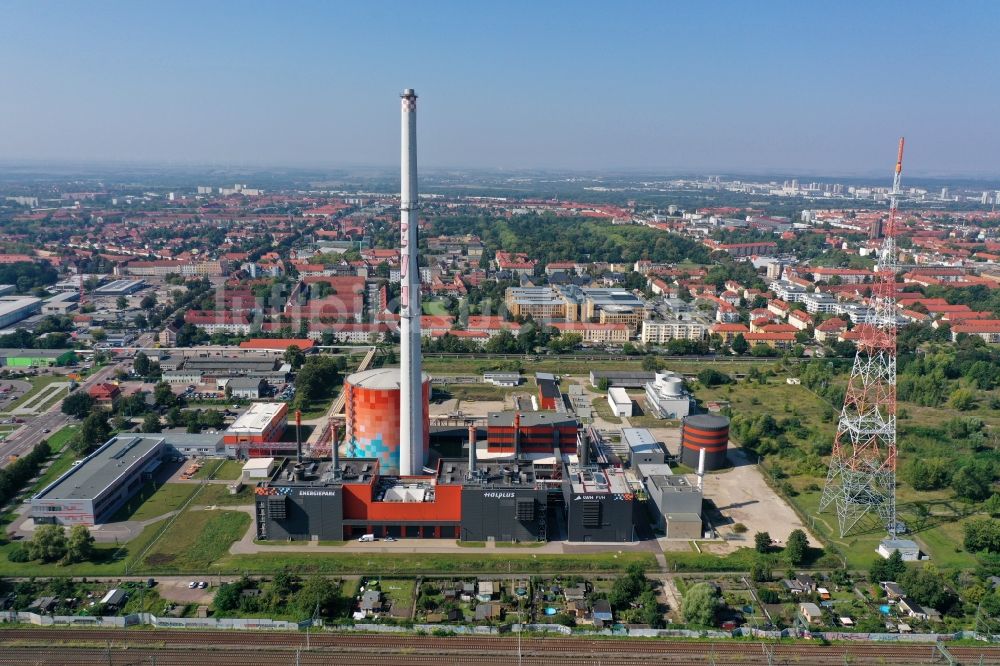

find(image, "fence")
[2,611,996,643]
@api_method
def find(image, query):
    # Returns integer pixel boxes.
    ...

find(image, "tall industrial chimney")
[295,410,302,464]
[467,423,477,474]
[697,446,706,491]
[399,88,423,477]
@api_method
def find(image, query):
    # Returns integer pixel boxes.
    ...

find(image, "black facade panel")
[460,487,546,542]
[566,490,635,542]
[256,487,344,541]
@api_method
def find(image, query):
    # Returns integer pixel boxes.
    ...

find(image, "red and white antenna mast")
[819,138,904,538]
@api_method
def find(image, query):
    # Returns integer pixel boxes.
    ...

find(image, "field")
[437,383,517,403]
[112,482,199,522]
[1,375,67,414]
[198,484,254,506]
[421,300,451,316]
[193,458,244,480]
[695,373,983,571]
[142,509,250,572]
[214,551,657,575]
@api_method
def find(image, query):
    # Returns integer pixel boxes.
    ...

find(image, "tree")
[785,529,808,565]
[140,294,157,310]
[641,355,662,372]
[964,517,1000,553]
[116,296,128,310]
[141,412,162,433]
[214,581,243,612]
[749,560,771,582]
[283,345,306,370]
[153,382,176,408]
[731,333,749,355]
[870,549,906,582]
[985,494,1000,518]
[948,387,977,411]
[79,411,111,449]
[294,575,341,617]
[65,524,95,563]
[899,565,956,611]
[697,369,732,387]
[133,352,151,377]
[27,524,68,563]
[61,391,95,419]
[200,409,225,430]
[754,531,773,554]
[952,460,994,502]
[680,583,719,626]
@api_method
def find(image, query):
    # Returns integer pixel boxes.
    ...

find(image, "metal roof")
[35,436,163,502]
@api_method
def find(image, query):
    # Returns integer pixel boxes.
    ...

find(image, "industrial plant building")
[223,402,288,457]
[342,367,431,476]
[644,372,694,419]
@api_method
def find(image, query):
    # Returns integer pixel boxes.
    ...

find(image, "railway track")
[3,628,1000,664]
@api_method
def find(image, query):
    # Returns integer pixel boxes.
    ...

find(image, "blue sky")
[0,1,997,175]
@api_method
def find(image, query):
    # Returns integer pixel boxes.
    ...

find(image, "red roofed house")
[951,320,1000,344]
[89,382,121,408]
[768,299,791,319]
[744,332,796,349]
[814,317,847,343]
[551,322,629,344]
[788,310,813,331]
[239,338,315,352]
[710,323,750,344]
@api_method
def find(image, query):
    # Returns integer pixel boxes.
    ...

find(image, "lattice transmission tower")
[819,138,905,538]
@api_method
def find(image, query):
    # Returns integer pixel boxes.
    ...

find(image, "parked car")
[188,581,197,589]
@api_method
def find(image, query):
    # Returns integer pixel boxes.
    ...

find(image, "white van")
[358,534,376,542]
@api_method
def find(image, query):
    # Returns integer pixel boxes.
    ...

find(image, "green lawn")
[590,396,622,424]
[193,459,243,481]
[29,435,82,495]
[198,484,254,506]
[0,518,167,577]
[45,425,78,453]
[422,300,451,316]
[112,482,199,522]
[142,509,250,572]
[2,375,69,414]
[439,384,514,403]
[214,551,656,575]
[377,578,416,616]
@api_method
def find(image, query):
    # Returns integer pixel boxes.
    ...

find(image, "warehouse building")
[589,370,655,389]
[94,279,146,296]
[0,348,66,368]
[224,402,288,457]
[0,296,42,329]
[622,428,665,466]
[31,436,165,526]
[607,387,633,417]
[536,373,561,410]
[41,291,79,315]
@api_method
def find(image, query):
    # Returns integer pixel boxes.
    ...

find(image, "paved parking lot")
[699,447,819,553]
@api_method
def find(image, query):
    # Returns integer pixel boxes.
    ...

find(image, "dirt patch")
[702,447,819,549]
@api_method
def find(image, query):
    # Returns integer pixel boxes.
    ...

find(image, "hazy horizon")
[1,1,998,177]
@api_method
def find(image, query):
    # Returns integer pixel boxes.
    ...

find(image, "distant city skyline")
[1,1,998,176]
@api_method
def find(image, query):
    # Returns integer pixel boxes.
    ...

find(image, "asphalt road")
[0,362,124,469]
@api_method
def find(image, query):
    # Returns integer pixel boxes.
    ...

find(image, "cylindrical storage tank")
[680,414,729,471]
[662,376,684,397]
[343,368,430,475]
